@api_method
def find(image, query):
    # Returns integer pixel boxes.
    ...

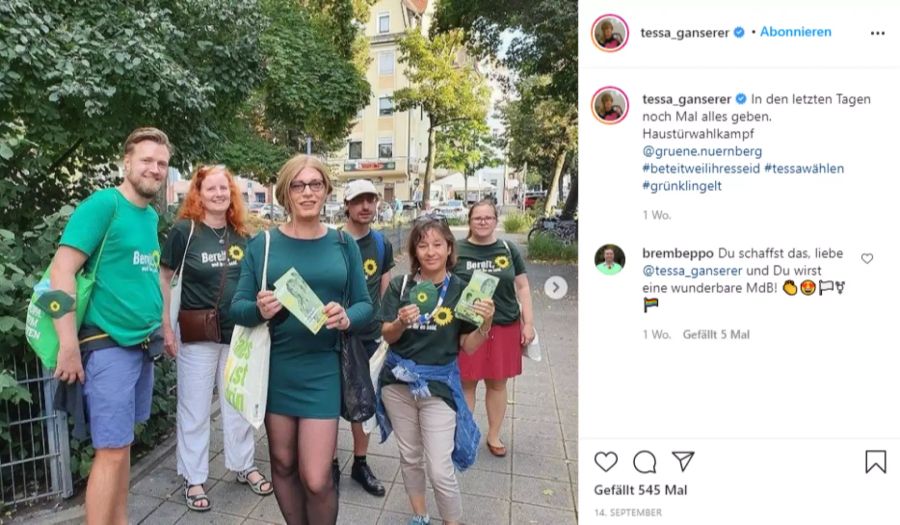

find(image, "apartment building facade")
[331,0,432,203]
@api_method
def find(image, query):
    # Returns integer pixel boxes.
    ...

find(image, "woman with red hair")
[159,165,272,512]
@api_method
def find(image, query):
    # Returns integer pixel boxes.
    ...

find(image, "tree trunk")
[463,168,469,204]
[560,170,577,220]
[543,149,567,216]
[423,126,436,211]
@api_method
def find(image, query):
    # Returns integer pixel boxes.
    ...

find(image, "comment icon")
[633,450,657,474]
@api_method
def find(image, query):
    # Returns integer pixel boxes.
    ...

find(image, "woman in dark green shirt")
[378,216,494,525]
[231,155,372,525]
[160,165,272,511]
[454,199,535,459]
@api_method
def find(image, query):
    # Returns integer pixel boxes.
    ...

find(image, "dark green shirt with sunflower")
[161,219,248,343]
[453,239,527,325]
[378,273,476,409]
[353,229,395,340]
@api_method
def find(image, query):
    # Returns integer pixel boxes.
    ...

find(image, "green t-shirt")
[351,230,395,340]
[59,188,162,346]
[378,273,476,408]
[597,262,622,275]
[160,219,248,342]
[453,239,527,325]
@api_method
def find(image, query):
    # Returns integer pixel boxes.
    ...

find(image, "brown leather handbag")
[178,235,229,343]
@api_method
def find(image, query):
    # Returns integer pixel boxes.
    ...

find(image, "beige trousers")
[382,384,462,522]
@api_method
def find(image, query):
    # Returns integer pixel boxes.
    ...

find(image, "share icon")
[672,451,695,472]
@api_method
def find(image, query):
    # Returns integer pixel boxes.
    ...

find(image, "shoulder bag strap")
[260,229,271,292]
[175,220,195,278]
[212,228,229,309]
[502,240,511,257]
[336,229,351,307]
[372,229,385,269]
[400,274,409,298]
[85,193,120,279]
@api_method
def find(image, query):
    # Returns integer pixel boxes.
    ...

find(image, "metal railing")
[1,355,72,508]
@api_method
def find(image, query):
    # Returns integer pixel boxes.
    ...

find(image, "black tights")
[265,414,338,525]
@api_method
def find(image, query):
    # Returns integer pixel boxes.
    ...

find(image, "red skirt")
[458,320,523,381]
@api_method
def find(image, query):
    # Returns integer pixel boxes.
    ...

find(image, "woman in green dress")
[231,155,372,525]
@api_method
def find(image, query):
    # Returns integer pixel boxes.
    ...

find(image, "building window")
[378,138,393,159]
[349,140,362,160]
[378,51,394,75]
[378,13,390,33]
[255,192,266,202]
[379,96,394,116]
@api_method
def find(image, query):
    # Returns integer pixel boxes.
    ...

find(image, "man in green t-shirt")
[333,179,394,497]
[50,128,170,525]
[597,246,623,275]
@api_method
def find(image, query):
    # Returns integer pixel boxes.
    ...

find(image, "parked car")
[435,199,467,220]
[400,200,419,211]
[249,202,286,220]
[524,191,546,209]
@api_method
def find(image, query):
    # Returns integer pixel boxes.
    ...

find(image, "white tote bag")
[169,220,195,329]
[224,230,271,429]
[361,340,389,435]
[522,330,542,362]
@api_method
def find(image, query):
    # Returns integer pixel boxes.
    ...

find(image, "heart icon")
[594,451,618,472]
[861,253,874,264]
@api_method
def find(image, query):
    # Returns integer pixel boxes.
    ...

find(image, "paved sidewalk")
[28,233,579,524]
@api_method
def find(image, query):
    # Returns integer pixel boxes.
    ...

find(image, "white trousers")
[176,341,256,485]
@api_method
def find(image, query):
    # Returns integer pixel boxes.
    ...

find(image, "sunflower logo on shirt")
[49,301,61,313]
[228,245,244,262]
[494,255,510,269]
[433,306,453,327]
[363,258,378,277]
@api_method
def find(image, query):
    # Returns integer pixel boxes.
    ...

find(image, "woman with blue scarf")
[377,216,494,525]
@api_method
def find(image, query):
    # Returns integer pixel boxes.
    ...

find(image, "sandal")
[237,467,274,496]
[486,441,507,458]
[183,480,211,512]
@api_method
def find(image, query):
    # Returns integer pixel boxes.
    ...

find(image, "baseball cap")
[344,179,379,201]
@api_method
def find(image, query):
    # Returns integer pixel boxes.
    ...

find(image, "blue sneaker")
[408,515,430,525]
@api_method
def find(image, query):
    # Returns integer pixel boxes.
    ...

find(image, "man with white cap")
[332,179,394,496]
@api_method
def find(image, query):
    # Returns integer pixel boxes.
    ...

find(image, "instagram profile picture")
[596,244,625,276]
[592,87,628,124]
[592,14,628,52]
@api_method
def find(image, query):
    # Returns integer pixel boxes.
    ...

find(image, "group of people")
[48,127,535,525]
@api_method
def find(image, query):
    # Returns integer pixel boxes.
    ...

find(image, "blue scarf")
[375,350,481,471]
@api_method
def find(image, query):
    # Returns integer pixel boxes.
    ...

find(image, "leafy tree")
[218,0,371,183]
[436,120,498,200]
[393,28,490,209]
[433,0,577,103]
[500,76,576,216]
[0,0,266,229]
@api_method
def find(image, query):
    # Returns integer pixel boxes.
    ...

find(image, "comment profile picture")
[592,87,629,125]
[591,14,629,52]
[595,244,625,276]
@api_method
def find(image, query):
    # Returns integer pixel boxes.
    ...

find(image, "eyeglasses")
[471,217,496,224]
[289,180,325,193]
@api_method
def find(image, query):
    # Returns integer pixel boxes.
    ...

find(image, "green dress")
[230,228,372,418]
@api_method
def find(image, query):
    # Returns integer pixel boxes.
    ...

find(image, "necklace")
[206,223,228,244]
